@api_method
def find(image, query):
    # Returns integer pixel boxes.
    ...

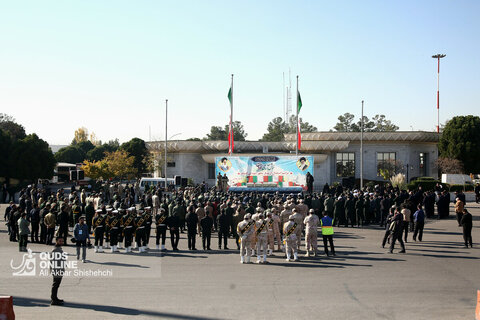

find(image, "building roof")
[284,131,440,142]
[147,131,438,154]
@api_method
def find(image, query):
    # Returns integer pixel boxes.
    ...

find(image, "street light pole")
[164,99,168,191]
[432,54,446,133]
[360,100,364,190]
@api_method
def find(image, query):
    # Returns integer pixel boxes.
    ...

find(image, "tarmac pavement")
[1,203,479,320]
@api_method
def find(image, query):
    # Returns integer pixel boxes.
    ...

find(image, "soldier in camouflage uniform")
[255,213,268,263]
[237,213,255,264]
[283,215,299,262]
[303,209,319,256]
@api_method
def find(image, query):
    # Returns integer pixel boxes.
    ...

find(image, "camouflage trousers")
[256,236,267,256]
[285,236,298,256]
[240,237,253,257]
[267,233,274,251]
[305,232,317,252]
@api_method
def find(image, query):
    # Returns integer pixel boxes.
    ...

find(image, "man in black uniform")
[92,209,105,252]
[185,206,198,250]
[104,208,113,249]
[143,207,153,250]
[107,210,121,252]
[50,236,65,306]
[167,211,180,251]
[200,213,213,250]
[135,209,147,253]
[155,208,168,251]
[123,207,135,253]
[117,208,125,249]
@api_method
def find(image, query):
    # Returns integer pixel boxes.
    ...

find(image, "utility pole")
[360,100,364,189]
[432,54,446,133]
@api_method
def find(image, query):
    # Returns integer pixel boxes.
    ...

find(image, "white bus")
[139,178,175,194]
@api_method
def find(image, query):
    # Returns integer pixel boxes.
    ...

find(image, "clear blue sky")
[1,1,478,144]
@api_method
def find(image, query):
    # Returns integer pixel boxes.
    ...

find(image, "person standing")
[85,201,95,235]
[412,204,425,242]
[454,198,464,227]
[167,210,180,251]
[460,209,473,248]
[200,213,214,250]
[237,213,255,263]
[50,236,65,306]
[155,208,168,251]
[73,216,89,262]
[29,203,40,243]
[217,209,230,250]
[185,206,198,250]
[320,211,335,256]
[304,209,319,257]
[57,204,69,245]
[283,215,299,262]
[92,209,105,252]
[17,212,30,252]
[401,205,411,243]
[44,209,56,245]
[389,208,406,254]
[134,209,147,253]
[306,172,314,194]
[254,213,268,264]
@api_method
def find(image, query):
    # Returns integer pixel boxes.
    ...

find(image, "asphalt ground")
[1,203,479,320]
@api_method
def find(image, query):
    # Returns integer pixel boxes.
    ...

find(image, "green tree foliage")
[76,140,95,154]
[54,146,86,164]
[438,115,480,174]
[0,113,26,141]
[333,113,398,132]
[260,117,289,141]
[120,138,150,176]
[204,121,247,141]
[86,142,119,161]
[9,134,56,180]
[260,116,317,141]
[186,137,201,141]
[0,129,13,179]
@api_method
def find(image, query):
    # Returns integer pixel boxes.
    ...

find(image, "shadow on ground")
[13,296,222,320]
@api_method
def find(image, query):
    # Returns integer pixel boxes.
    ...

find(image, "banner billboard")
[215,155,314,190]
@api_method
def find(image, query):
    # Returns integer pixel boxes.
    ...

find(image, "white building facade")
[147,131,439,190]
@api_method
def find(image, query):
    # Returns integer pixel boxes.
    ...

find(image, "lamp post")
[360,100,364,189]
[432,54,446,133]
[164,99,168,191]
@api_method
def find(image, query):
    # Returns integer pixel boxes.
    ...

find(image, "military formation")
[3,180,470,263]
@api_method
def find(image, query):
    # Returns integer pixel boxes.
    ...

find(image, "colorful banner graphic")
[215,155,314,189]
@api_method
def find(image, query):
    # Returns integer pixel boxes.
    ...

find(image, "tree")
[186,137,201,141]
[371,115,399,132]
[204,121,247,141]
[439,115,480,174]
[120,138,150,176]
[205,126,226,140]
[82,159,113,180]
[9,134,55,181]
[260,117,289,141]
[54,146,85,164]
[333,113,398,132]
[72,127,89,144]
[333,113,356,132]
[104,150,137,179]
[435,157,464,174]
[0,113,26,141]
[86,142,119,161]
[286,115,317,134]
[378,160,403,181]
[76,140,95,154]
[0,129,13,179]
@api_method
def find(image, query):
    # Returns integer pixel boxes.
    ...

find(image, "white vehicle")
[139,178,175,194]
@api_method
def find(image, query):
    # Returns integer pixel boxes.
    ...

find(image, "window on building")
[377,152,396,176]
[419,152,427,176]
[208,163,215,179]
[336,152,355,177]
[167,162,176,167]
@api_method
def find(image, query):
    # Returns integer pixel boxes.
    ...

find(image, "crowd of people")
[3,180,475,264]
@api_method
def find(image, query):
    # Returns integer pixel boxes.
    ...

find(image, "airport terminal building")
[147,131,439,190]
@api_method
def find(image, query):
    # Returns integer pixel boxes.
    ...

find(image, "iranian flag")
[297,90,302,150]
[228,81,234,154]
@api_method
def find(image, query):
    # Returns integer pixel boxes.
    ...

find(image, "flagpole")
[164,99,168,191]
[231,74,234,155]
[296,75,299,156]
